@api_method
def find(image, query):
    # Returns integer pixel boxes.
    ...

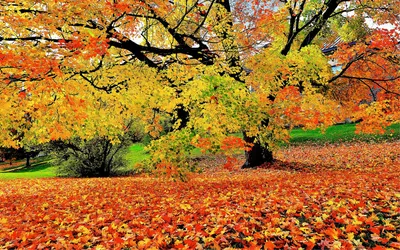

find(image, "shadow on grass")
[5,162,52,173]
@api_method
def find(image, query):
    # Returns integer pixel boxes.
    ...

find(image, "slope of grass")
[290,123,400,144]
[125,144,149,166]
[0,162,56,180]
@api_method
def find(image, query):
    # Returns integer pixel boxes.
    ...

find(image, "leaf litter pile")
[0,141,399,249]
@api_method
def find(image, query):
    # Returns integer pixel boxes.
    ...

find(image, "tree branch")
[328,53,365,83]
[299,0,340,49]
[340,75,400,96]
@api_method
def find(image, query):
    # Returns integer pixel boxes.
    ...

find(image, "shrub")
[50,120,144,177]
[51,137,130,177]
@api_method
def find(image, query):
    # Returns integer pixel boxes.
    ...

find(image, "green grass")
[290,123,400,144]
[0,162,56,180]
[0,145,150,180]
[125,144,149,165]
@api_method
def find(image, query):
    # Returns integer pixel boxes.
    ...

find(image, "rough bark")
[241,134,273,169]
[26,154,30,167]
[174,104,190,130]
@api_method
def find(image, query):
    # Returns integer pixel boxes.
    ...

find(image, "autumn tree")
[233,0,399,166]
[0,0,398,171]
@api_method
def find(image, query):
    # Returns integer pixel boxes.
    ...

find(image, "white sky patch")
[365,18,395,30]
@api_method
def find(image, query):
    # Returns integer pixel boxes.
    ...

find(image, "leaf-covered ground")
[0,141,399,249]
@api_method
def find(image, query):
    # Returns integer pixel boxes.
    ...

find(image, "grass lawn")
[290,122,400,144]
[0,162,56,180]
[0,145,149,180]
[125,143,149,165]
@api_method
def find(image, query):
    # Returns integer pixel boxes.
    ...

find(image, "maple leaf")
[264,241,275,250]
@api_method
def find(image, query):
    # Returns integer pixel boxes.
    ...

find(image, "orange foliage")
[0,141,399,249]
[221,136,252,152]
[191,137,212,153]
[155,161,179,178]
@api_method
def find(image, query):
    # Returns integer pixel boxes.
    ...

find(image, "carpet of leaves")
[0,141,399,250]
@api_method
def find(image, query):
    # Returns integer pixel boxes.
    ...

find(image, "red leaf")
[184,239,197,248]
[162,215,172,223]
[114,237,124,244]
[369,227,381,235]
[264,241,275,250]
[18,91,27,99]
[345,224,359,233]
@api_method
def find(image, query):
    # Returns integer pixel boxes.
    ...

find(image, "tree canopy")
[0,0,399,171]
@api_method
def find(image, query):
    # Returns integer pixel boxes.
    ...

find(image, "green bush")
[50,119,145,177]
[51,137,131,177]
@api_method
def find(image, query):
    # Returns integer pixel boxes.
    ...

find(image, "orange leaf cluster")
[221,136,252,152]
[191,137,212,153]
[0,141,399,249]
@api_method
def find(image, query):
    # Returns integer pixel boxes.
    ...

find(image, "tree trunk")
[99,141,110,177]
[174,104,189,130]
[99,163,108,177]
[241,134,273,168]
[26,154,30,167]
